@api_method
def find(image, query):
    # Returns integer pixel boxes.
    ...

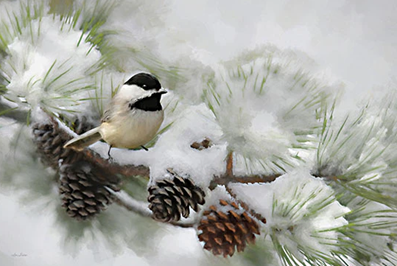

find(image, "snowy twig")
[110,190,152,217]
[222,151,268,223]
[54,116,150,177]
[0,100,28,123]
[210,173,282,189]
[225,185,267,223]
[111,190,196,228]
[210,151,282,189]
[56,113,282,186]
[169,219,197,228]
[82,149,150,178]
[53,115,279,225]
[82,143,280,186]
[226,151,234,176]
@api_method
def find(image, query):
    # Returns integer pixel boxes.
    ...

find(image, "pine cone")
[32,116,95,169]
[148,169,206,222]
[59,160,120,221]
[198,199,260,257]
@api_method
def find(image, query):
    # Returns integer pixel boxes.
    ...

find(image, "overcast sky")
[1,0,397,265]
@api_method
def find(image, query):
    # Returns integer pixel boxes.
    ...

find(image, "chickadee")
[64,73,167,155]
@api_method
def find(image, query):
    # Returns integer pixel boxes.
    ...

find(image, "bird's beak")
[157,88,167,95]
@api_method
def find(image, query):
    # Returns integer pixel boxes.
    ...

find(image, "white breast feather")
[99,109,164,149]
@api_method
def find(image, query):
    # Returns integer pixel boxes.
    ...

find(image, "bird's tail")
[63,127,102,151]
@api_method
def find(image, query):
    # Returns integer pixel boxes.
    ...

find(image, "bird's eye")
[143,84,147,88]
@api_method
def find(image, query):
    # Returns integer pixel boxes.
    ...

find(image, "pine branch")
[46,114,348,234]
[82,149,150,178]
[82,147,282,187]
[210,173,282,188]
[226,150,234,176]
[111,190,196,228]
[225,185,267,224]
[210,151,282,187]
[223,152,268,223]
[0,99,28,123]
[53,116,281,223]
[110,190,152,217]
[81,139,282,187]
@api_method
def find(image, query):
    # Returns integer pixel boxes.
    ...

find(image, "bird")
[64,72,167,157]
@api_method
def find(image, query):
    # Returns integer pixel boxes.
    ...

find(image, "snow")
[316,104,394,183]
[1,0,397,265]
[205,47,341,175]
[230,169,350,259]
[2,14,102,118]
[345,199,397,260]
[0,117,57,202]
[147,103,227,188]
[198,186,243,218]
[149,227,205,266]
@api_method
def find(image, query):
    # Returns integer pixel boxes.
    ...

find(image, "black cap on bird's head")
[124,73,162,91]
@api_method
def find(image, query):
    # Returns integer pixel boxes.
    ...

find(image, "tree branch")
[169,219,197,228]
[82,149,150,178]
[226,151,234,176]
[209,151,282,189]
[210,173,281,189]
[0,99,28,123]
[51,114,281,224]
[82,141,280,225]
[111,190,152,217]
[222,151,269,223]
[111,190,196,228]
[225,185,267,224]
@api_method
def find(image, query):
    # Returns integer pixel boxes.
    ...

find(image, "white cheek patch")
[117,84,153,102]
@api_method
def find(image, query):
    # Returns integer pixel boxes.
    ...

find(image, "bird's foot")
[107,145,113,162]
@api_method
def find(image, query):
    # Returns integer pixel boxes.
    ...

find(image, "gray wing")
[100,97,130,123]
[100,97,118,123]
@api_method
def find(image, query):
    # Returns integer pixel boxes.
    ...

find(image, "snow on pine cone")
[148,169,206,222]
[32,116,95,169]
[59,160,120,221]
[198,199,260,257]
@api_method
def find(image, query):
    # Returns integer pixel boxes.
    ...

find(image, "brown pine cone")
[32,116,95,169]
[59,160,120,221]
[198,199,261,257]
[148,169,206,222]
